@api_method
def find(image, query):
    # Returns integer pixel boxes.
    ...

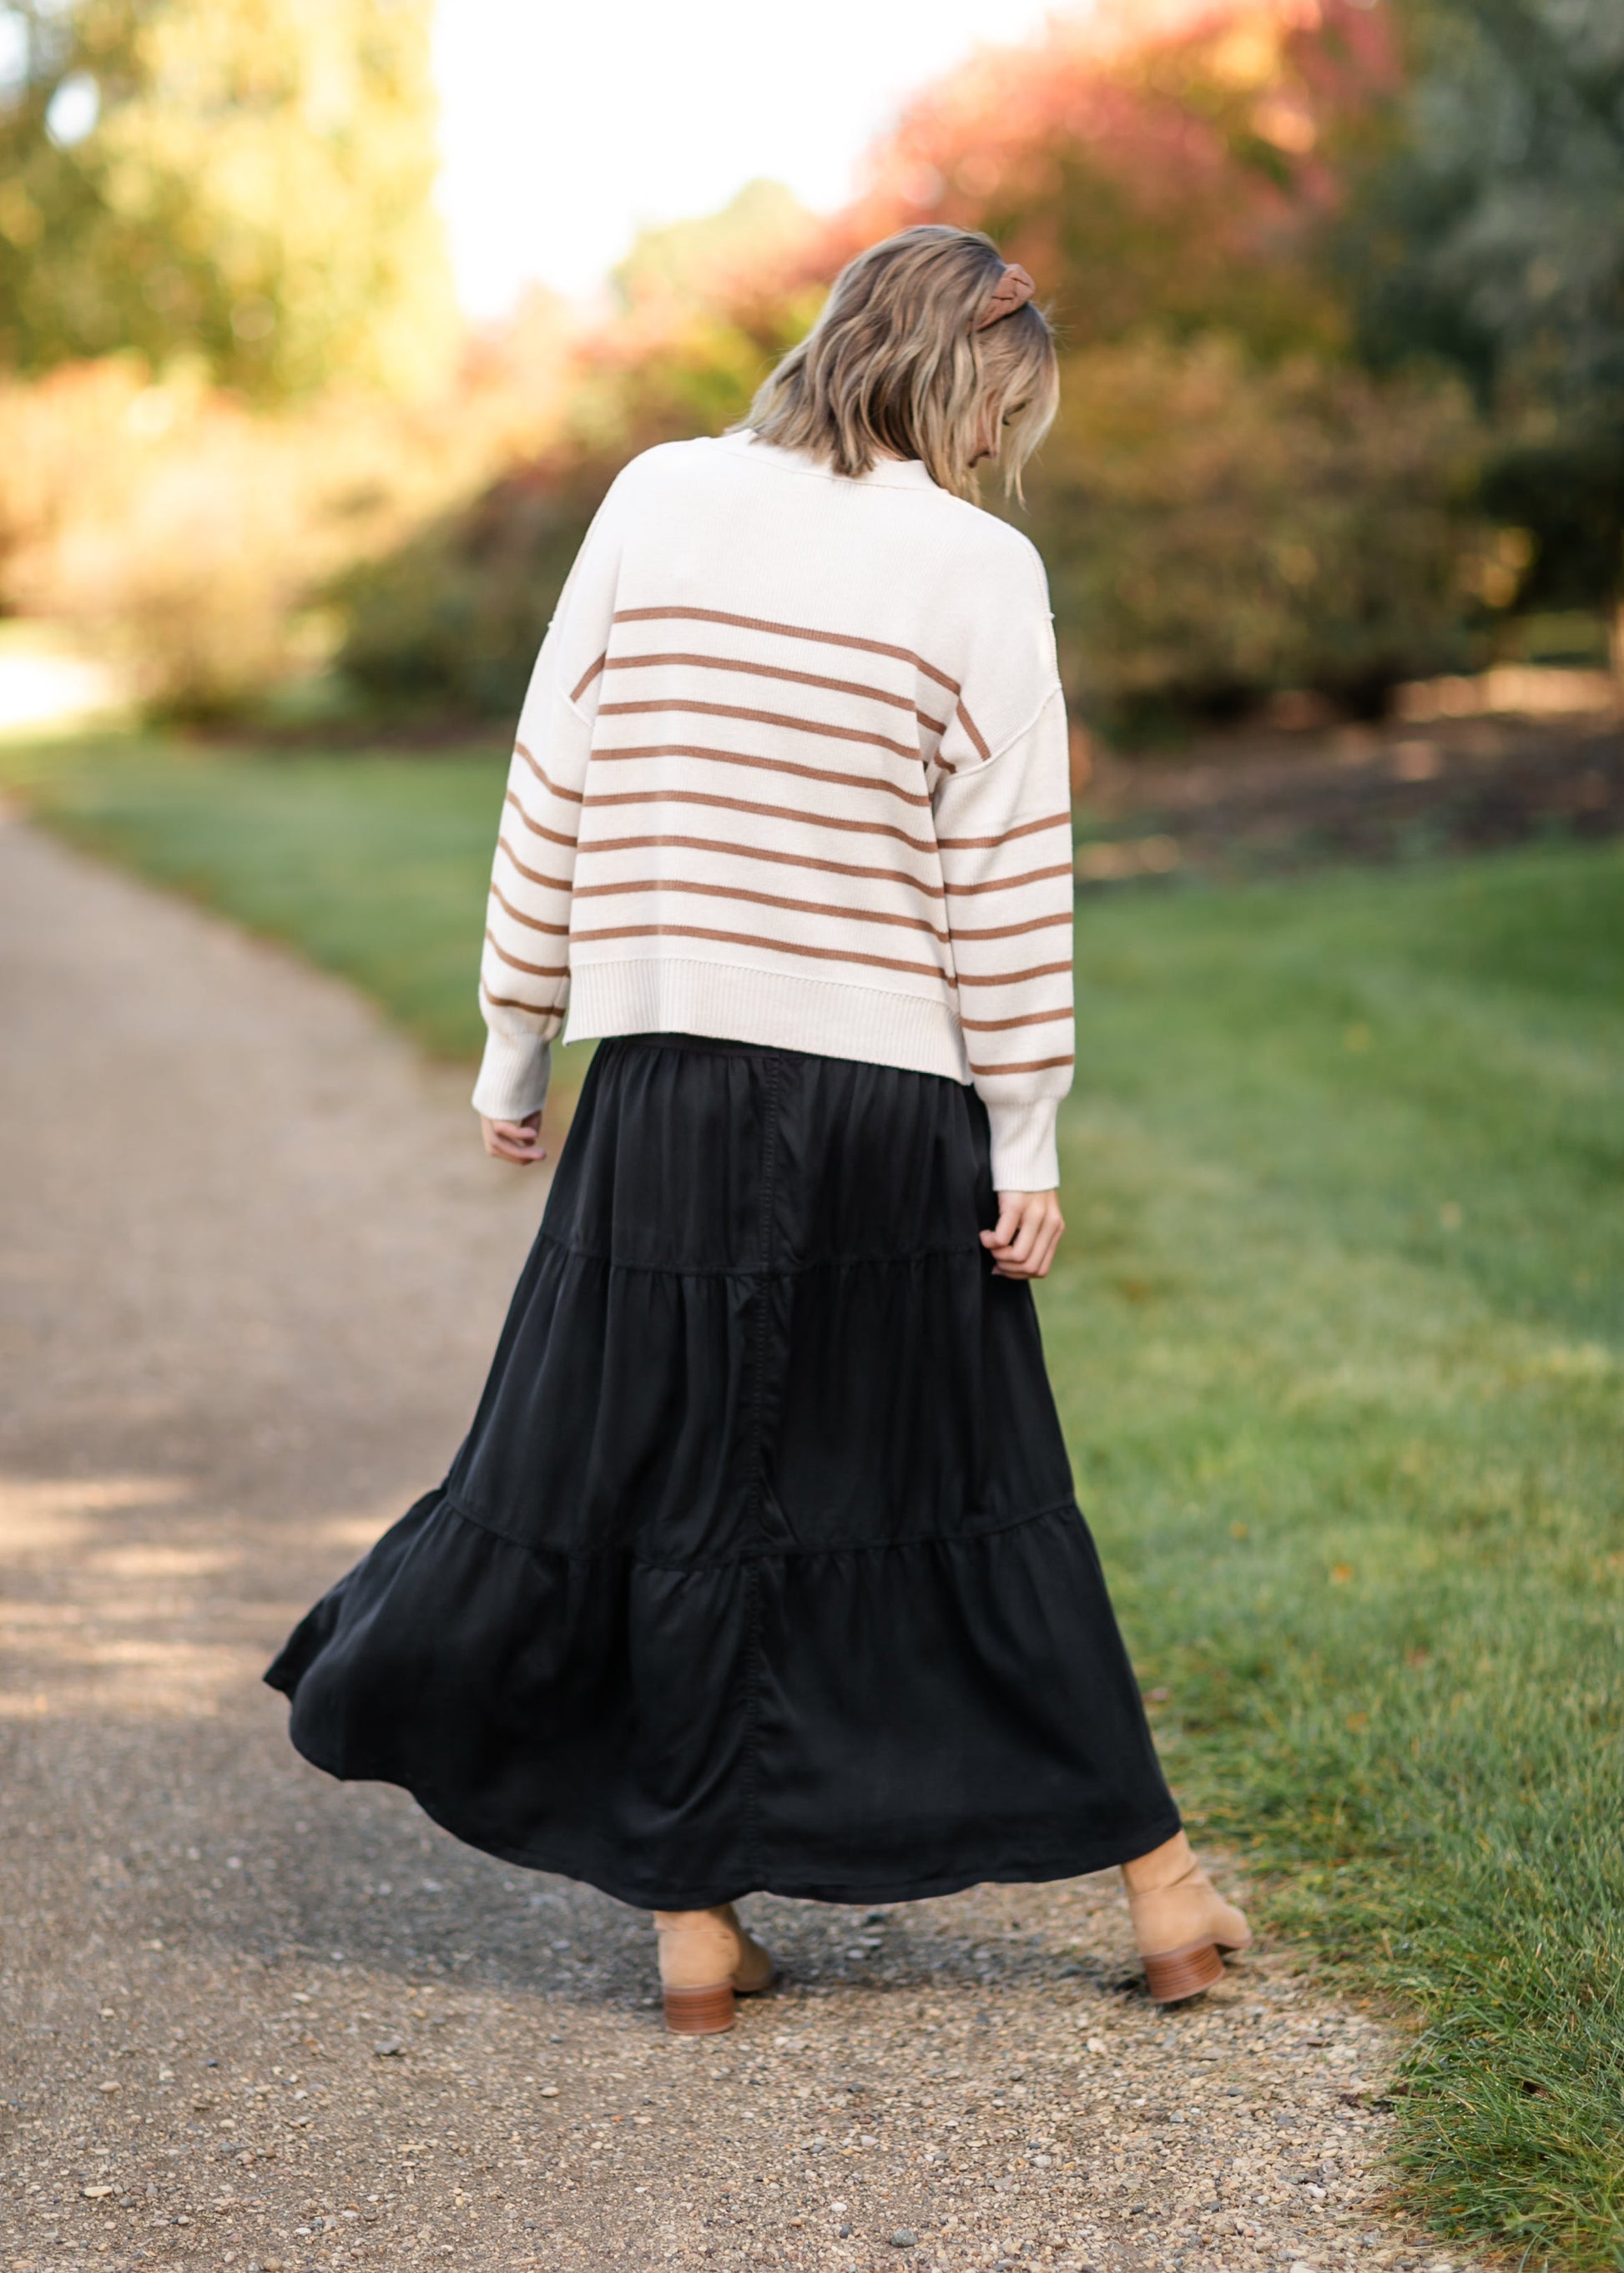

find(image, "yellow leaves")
[1252,94,1318,153]
[1467,526,1537,612]
[1330,1562,1354,1584]
[1208,21,1283,92]
[0,180,43,247]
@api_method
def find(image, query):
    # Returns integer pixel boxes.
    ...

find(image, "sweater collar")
[719,431,939,492]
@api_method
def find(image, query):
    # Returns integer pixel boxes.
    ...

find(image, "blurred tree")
[837,0,1400,363]
[332,5,1507,728]
[1019,335,1488,733]
[335,182,823,715]
[1340,0,1624,607]
[832,0,1497,721]
[0,0,456,398]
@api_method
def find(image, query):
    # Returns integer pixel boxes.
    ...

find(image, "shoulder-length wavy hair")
[739,224,1058,502]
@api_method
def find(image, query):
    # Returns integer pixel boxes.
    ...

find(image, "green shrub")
[1020,335,1494,733]
[332,452,615,719]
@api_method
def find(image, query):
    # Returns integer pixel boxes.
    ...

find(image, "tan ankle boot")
[1122,1831,1252,2003]
[653,1902,778,2034]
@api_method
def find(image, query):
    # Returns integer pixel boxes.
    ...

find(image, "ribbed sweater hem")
[564,955,972,1085]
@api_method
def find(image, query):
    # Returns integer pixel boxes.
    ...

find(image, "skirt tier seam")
[525,1227,988,1278]
[438,1486,1082,1573]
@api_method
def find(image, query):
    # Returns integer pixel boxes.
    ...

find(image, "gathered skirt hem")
[291,1766,1182,1912]
[442,1481,1085,1571]
[266,1489,1180,1909]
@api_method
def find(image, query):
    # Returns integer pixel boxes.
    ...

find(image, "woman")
[267,225,1249,2032]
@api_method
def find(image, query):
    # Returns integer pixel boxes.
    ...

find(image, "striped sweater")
[472,431,1074,1191]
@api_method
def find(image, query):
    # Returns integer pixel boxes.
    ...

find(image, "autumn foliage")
[339,0,1498,734]
[835,0,1398,356]
[2,0,1557,733]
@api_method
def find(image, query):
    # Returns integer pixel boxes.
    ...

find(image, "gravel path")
[0,814,1488,2273]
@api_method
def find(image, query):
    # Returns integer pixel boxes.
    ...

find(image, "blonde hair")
[739,225,1059,502]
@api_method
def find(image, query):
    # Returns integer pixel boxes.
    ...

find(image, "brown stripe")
[613,603,962,698]
[960,1005,1073,1032]
[938,809,1071,852]
[496,834,572,891]
[604,650,947,733]
[572,920,952,985]
[578,829,945,898]
[951,909,1072,943]
[967,1052,1075,1076]
[599,697,921,764]
[481,982,564,1014]
[514,741,584,801]
[485,929,568,980]
[956,959,1073,987]
[955,699,991,763]
[490,882,568,935]
[505,790,578,851]
[572,873,950,944]
[569,656,607,703]
[591,743,932,811]
[580,784,940,857]
[943,859,1075,896]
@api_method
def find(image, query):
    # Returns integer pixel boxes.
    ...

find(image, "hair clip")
[974,263,1036,330]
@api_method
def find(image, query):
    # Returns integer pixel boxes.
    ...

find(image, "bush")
[0,346,569,720]
[1018,335,1494,733]
[332,189,820,718]
[334,452,615,720]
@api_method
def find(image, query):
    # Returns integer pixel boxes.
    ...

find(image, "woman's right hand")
[481,1111,547,1167]
[981,1189,1065,1279]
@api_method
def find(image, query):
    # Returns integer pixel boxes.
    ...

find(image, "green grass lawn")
[8,730,1623,2268]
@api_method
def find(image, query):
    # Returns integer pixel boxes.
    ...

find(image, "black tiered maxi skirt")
[266,1034,1178,1908]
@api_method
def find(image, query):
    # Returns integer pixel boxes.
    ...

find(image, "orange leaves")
[835,0,1398,350]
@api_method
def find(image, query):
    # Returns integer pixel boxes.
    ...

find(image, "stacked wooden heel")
[1122,1832,1252,2004]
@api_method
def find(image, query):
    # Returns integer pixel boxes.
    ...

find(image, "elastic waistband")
[599,1032,963,1088]
[603,1031,775,1061]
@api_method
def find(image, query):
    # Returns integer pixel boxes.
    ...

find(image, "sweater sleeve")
[933,679,1075,1192]
[469,499,622,1123]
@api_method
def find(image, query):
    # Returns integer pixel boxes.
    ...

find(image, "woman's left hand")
[981,1190,1065,1279]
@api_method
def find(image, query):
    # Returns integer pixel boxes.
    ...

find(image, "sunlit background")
[432,0,1054,312]
[0,0,1617,741]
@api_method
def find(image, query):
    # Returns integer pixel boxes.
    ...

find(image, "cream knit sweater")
[471,431,1075,1191]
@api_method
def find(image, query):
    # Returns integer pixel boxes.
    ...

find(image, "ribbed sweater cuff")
[472,1031,552,1123]
[986,1097,1062,1193]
